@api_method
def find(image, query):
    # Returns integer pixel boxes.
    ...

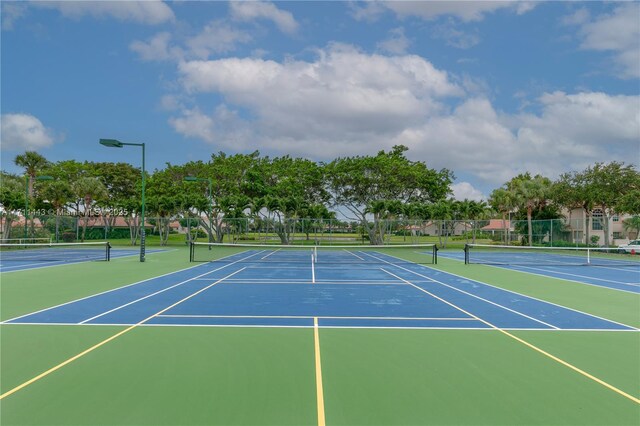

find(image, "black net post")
[106,242,111,261]
[433,245,438,264]
[464,244,469,265]
[189,242,194,262]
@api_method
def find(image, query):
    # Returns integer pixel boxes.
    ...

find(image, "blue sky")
[2,1,639,201]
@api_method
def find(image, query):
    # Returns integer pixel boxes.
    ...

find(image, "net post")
[464,243,469,265]
[106,242,111,261]
[433,245,438,264]
[189,242,194,262]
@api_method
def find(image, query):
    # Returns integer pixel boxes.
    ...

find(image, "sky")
[1,1,639,202]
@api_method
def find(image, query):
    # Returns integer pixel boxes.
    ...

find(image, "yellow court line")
[314,317,326,426]
[380,268,640,405]
[0,267,246,400]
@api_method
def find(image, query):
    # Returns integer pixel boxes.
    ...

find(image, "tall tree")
[489,187,517,243]
[326,145,453,244]
[72,177,108,241]
[552,170,599,246]
[467,199,490,243]
[0,172,25,240]
[256,155,327,244]
[14,151,50,198]
[14,151,50,236]
[583,162,640,247]
[40,181,73,242]
[146,165,184,246]
[508,173,552,246]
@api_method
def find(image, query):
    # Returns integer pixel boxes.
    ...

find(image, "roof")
[481,219,513,230]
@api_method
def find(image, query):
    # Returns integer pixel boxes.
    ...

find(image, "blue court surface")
[439,250,640,294]
[0,248,166,273]
[4,250,636,332]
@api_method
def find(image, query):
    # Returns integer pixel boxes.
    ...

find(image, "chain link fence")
[1,213,634,247]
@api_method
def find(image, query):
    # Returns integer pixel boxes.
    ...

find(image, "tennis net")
[1,237,53,244]
[464,243,638,266]
[0,241,112,262]
[190,242,437,265]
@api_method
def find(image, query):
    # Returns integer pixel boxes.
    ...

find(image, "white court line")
[260,249,280,260]
[78,252,264,324]
[4,321,637,333]
[1,249,260,324]
[0,249,176,273]
[156,314,475,320]
[343,250,365,260]
[372,267,640,405]
[2,262,207,324]
[379,268,559,330]
[439,252,639,291]
[370,252,638,331]
[507,264,639,288]
[0,267,246,401]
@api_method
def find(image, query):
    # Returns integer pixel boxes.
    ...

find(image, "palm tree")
[623,216,640,240]
[15,151,50,237]
[72,177,108,242]
[14,151,50,196]
[41,181,73,242]
[511,174,552,246]
[468,200,489,243]
[430,199,454,248]
[489,187,516,244]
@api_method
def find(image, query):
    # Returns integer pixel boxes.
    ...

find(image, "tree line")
[1,146,638,246]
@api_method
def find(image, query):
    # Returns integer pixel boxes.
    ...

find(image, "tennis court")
[1,244,639,425]
[439,244,640,293]
[0,242,166,272]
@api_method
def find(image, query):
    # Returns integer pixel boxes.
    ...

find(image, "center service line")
[0,267,246,401]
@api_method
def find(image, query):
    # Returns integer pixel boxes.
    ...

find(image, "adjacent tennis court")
[1,243,638,425]
[0,242,166,272]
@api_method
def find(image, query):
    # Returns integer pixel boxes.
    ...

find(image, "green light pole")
[24,175,53,240]
[184,176,213,243]
[99,138,146,262]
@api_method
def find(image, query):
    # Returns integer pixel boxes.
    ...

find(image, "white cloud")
[431,20,480,49]
[384,1,537,22]
[230,1,298,34]
[130,32,183,62]
[169,46,637,189]
[402,92,639,185]
[451,182,486,202]
[168,108,216,143]
[35,1,175,25]
[561,8,590,26]
[1,2,28,31]
[169,106,254,150]
[348,1,388,23]
[186,21,253,58]
[1,113,57,151]
[131,22,252,62]
[176,44,463,146]
[569,3,640,79]
[377,27,410,55]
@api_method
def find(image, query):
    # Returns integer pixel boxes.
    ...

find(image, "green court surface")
[1,246,639,425]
